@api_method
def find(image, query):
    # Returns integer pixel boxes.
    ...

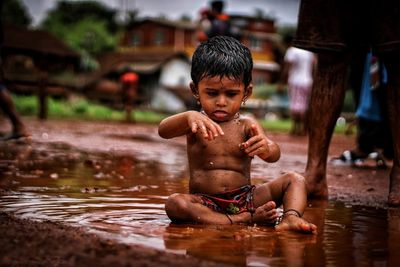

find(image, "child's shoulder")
[238,113,258,125]
[236,113,260,134]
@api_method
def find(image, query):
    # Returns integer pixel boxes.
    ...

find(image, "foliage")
[2,0,31,27]
[40,0,119,57]
[41,0,118,32]
[12,94,165,123]
[179,14,192,22]
[259,118,292,132]
[64,18,117,56]
[342,89,356,113]
[11,94,349,134]
[253,84,281,99]
[277,25,296,45]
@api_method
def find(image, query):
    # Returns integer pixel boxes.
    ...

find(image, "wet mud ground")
[0,117,395,266]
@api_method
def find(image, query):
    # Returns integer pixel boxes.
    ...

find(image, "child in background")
[158,36,317,234]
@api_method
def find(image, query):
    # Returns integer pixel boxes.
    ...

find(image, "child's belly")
[189,169,250,195]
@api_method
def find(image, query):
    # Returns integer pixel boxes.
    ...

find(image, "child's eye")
[207,91,218,96]
[227,92,239,97]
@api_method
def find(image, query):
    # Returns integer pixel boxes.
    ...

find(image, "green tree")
[179,14,192,22]
[40,1,119,57]
[66,18,116,55]
[2,0,31,27]
[41,0,118,32]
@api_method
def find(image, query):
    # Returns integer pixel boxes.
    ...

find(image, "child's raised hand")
[188,111,224,140]
[240,124,270,159]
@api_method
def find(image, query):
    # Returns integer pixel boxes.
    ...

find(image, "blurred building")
[2,24,80,119]
[94,16,280,113]
[2,24,80,94]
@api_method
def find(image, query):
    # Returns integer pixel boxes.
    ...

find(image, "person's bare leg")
[0,88,29,138]
[383,55,400,206]
[304,52,350,198]
[165,193,273,224]
[125,104,133,122]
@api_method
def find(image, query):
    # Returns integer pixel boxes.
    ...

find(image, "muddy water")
[1,140,400,266]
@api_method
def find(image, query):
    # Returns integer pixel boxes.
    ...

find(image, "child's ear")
[243,84,253,102]
[190,82,199,99]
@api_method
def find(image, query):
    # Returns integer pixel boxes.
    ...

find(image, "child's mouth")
[213,111,228,119]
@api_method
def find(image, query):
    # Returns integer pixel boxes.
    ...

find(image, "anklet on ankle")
[275,208,302,226]
[283,208,302,218]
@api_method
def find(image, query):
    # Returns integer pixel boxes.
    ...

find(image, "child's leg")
[253,172,317,234]
[165,193,276,225]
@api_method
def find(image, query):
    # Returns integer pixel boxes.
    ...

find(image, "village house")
[2,24,80,119]
[95,15,281,113]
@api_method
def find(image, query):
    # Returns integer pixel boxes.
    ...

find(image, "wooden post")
[38,70,48,120]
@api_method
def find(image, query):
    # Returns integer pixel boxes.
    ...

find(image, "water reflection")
[0,140,399,266]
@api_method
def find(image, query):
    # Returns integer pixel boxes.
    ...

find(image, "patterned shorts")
[196,185,256,215]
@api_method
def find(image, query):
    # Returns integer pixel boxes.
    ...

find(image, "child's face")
[192,76,251,122]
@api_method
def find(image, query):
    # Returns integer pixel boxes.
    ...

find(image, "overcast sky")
[20,0,300,27]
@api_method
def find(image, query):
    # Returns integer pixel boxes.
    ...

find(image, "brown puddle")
[1,139,400,266]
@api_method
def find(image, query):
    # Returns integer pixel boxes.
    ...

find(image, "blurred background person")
[278,34,316,136]
[196,0,239,42]
[332,51,393,168]
[0,0,29,140]
[120,71,139,123]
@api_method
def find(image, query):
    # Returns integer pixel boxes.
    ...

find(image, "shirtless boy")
[158,36,317,234]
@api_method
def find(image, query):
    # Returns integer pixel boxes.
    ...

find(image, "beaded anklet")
[275,208,302,225]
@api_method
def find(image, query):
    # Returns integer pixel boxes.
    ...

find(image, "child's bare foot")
[251,201,279,225]
[275,215,317,234]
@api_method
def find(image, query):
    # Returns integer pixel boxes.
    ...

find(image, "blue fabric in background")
[356,51,387,121]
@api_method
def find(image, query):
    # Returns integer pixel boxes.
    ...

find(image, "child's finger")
[240,124,262,149]
[205,121,221,138]
[206,128,214,140]
[197,123,209,139]
[246,143,265,156]
[250,124,260,137]
[191,122,198,133]
[214,123,225,136]
[242,135,261,149]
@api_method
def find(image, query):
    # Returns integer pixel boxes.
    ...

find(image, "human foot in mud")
[388,165,400,207]
[303,167,329,199]
[275,212,318,234]
[0,130,31,141]
[251,201,280,225]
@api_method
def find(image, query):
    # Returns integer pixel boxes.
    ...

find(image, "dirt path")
[0,117,392,266]
[0,212,232,267]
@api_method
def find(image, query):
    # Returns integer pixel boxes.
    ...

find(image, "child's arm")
[158,111,224,139]
[240,121,280,163]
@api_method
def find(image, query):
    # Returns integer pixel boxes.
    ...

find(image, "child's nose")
[216,95,227,106]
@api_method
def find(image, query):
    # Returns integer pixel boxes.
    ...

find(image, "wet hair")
[191,35,253,89]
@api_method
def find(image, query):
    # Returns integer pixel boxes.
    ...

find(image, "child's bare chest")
[189,121,248,158]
